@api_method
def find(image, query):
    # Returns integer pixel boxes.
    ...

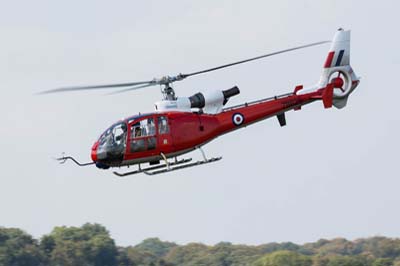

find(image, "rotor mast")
[158,76,181,100]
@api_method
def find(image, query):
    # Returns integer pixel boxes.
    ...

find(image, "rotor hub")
[332,77,344,88]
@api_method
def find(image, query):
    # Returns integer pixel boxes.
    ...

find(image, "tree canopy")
[1,224,400,266]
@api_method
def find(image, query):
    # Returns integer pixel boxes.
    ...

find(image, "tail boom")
[215,87,332,135]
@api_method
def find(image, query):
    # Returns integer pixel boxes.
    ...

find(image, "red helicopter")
[42,29,359,176]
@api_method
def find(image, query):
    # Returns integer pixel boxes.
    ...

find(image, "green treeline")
[1,223,400,266]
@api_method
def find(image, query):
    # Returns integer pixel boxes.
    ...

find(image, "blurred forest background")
[1,223,399,266]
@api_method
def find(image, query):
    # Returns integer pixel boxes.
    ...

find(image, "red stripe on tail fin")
[324,51,335,68]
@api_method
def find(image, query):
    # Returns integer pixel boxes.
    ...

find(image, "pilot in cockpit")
[134,126,142,137]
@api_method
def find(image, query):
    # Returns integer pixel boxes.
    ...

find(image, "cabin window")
[158,116,169,134]
[129,117,156,153]
[130,138,146,152]
[130,118,155,138]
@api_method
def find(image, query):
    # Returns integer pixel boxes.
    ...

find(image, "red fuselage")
[91,87,327,169]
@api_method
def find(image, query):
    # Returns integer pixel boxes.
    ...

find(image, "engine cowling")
[189,86,240,113]
[155,87,240,114]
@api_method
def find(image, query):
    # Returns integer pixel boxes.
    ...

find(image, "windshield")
[97,122,127,162]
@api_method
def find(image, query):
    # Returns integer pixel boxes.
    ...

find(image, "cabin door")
[126,116,159,160]
[156,115,174,154]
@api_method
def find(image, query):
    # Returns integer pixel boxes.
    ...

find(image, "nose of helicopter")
[91,141,111,169]
[91,141,98,162]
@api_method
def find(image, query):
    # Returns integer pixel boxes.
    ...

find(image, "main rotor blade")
[39,40,329,96]
[180,41,330,78]
[107,83,158,95]
[39,80,154,94]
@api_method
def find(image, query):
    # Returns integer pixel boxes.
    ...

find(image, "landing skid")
[113,158,192,177]
[113,147,222,177]
[144,156,222,176]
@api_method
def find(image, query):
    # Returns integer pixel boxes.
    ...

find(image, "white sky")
[1,0,399,246]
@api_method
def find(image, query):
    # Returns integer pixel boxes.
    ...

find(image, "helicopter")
[41,29,359,176]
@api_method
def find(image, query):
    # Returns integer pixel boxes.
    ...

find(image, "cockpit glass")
[97,122,127,161]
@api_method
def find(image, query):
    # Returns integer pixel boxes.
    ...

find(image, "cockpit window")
[97,122,127,161]
[113,123,127,145]
[99,123,127,145]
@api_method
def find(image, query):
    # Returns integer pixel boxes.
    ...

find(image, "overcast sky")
[1,0,399,247]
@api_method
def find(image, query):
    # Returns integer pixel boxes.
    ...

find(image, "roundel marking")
[232,113,244,126]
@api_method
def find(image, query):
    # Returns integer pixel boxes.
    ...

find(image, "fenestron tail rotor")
[39,40,330,99]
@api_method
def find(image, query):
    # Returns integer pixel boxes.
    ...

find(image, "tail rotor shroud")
[329,70,352,98]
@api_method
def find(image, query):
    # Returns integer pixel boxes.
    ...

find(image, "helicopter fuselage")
[90,84,341,170]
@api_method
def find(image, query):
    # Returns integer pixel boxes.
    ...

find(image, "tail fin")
[319,28,360,109]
